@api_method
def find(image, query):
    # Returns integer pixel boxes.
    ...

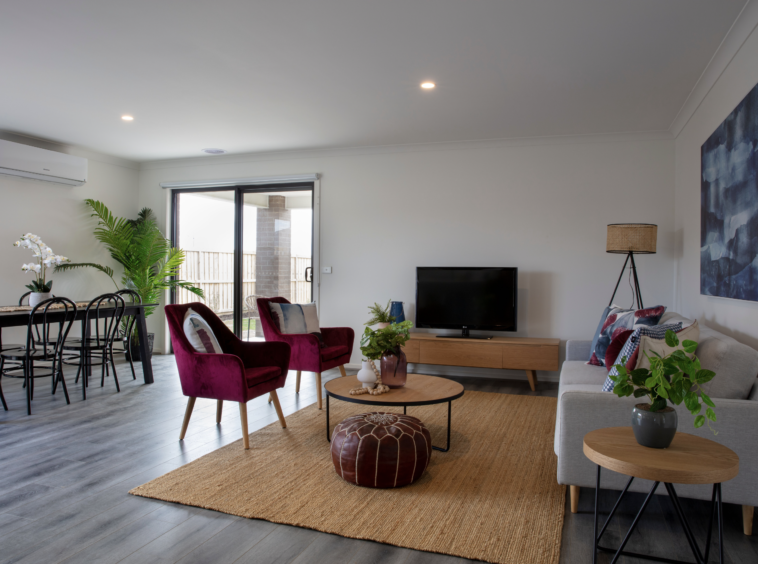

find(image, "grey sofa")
[555,311,758,535]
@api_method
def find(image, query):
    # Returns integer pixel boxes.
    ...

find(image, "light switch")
[322,266,332,274]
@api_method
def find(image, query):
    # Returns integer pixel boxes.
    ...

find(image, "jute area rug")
[130,392,565,564]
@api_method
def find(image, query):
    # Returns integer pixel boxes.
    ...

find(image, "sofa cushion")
[588,305,666,366]
[245,366,281,388]
[696,325,758,399]
[605,330,634,371]
[636,320,699,370]
[658,311,695,328]
[588,306,612,363]
[601,323,682,392]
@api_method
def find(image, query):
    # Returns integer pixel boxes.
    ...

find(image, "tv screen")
[416,267,517,333]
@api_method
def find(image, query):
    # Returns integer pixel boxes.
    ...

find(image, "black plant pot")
[631,403,678,449]
[126,333,155,362]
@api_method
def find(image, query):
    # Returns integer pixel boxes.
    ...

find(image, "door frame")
[169,181,319,338]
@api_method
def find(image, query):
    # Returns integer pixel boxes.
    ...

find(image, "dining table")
[0,301,157,384]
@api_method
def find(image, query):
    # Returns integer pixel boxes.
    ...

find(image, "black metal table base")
[325,395,453,452]
[593,465,723,564]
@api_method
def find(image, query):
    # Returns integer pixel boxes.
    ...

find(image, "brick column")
[255,195,291,336]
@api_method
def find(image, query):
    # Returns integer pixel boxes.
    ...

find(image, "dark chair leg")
[29,363,34,401]
[127,348,136,380]
[101,350,106,387]
[81,352,87,401]
[110,351,120,392]
[0,358,7,411]
[25,362,31,415]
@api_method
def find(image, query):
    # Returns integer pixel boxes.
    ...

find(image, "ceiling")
[0,0,748,162]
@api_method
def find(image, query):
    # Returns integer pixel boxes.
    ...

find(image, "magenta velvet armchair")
[165,302,291,449]
[257,297,354,410]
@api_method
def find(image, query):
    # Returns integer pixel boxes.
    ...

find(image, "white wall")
[140,135,675,380]
[0,134,140,342]
[673,19,758,350]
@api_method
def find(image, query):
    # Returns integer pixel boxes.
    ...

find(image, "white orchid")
[14,233,68,294]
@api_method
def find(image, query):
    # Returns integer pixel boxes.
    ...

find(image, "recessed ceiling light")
[121,115,134,121]
[420,82,436,89]
[202,148,226,155]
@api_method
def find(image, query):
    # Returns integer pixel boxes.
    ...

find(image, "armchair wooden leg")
[239,403,250,450]
[295,370,301,393]
[316,372,322,410]
[179,397,196,440]
[744,505,754,535]
[269,389,287,428]
[216,400,223,424]
[267,393,272,404]
[339,365,347,378]
[570,486,579,514]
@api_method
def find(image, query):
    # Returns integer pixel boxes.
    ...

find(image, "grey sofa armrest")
[566,340,592,361]
[557,390,758,507]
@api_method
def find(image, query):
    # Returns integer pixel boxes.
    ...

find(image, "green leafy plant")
[365,300,395,325]
[55,199,203,318]
[360,320,413,360]
[609,330,717,432]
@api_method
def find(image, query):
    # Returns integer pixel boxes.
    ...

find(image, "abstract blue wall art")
[701,81,758,301]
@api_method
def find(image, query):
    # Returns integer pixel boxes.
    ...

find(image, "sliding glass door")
[171,183,314,340]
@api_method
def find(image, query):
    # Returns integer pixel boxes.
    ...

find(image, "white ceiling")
[0,0,748,162]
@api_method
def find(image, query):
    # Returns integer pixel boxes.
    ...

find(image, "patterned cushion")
[604,329,634,371]
[268,302,324,347]
[183,308,223,354]
[601,322,683,392]
[331,412,432,488]
[588,306,612,363]
[588,305,666,366]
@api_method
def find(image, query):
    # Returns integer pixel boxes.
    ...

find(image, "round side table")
[583,427,739,564]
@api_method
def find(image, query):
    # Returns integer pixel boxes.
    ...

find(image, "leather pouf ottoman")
[330,412,432,488]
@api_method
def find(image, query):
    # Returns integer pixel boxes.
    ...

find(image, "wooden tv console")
[401,333,560,391]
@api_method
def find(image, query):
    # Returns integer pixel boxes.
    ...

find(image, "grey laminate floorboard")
[1,357,755,564]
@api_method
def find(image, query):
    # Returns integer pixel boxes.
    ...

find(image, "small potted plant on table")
[14,233,70,307]
[609,329,717,448]
[360,320,413,388]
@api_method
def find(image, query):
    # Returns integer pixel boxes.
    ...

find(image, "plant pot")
[381,348,408,388]
[376,322,390,329]
[631,403,678,449]
[357,361,377,389]
[29,292,51,307]
[127,333,155,361]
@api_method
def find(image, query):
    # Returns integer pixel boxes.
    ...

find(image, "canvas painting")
[701,81,758,301]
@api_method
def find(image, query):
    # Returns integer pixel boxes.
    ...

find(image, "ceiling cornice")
[669,0,758,138]
[139,130,674,171]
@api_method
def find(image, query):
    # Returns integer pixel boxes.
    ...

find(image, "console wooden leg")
[179,397,196,440]
[744,505,754,535]
[339,365,347,378]
[526,370,537,391]
[295,370,302,393]
[270,389,286,428]
[239,403,249,450]
[316,372,322,410]
[570,486,580,514]
[216,399,223,424]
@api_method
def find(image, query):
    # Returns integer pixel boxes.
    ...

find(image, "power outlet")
[322,266,332,274]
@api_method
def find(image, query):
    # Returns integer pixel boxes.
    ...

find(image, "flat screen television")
[415,267,517,339]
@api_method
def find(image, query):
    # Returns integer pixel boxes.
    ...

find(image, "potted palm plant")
[56,199,203,359]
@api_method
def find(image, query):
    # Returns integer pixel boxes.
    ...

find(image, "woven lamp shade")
[606,223,657,254]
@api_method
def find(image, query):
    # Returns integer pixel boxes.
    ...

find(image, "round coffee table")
[584,427,739,564]
[324,374,464,452]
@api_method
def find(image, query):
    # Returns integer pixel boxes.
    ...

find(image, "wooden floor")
[0,357,756,564]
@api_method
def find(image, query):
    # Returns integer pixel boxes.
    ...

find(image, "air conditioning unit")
[0,139,88,186]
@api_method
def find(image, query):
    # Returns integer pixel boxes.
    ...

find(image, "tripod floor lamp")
[607,223,657,309]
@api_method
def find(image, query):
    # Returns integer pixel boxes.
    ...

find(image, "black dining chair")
[0,292,36,375]
[114,289,141,380]
[0,297,77,415]
[63,293,125,399]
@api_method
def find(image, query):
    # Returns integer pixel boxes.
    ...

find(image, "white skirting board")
[343,363,560,383]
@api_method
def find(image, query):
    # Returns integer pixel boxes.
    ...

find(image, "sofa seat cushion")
[245,366,282,388]
[321,345,348,362]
